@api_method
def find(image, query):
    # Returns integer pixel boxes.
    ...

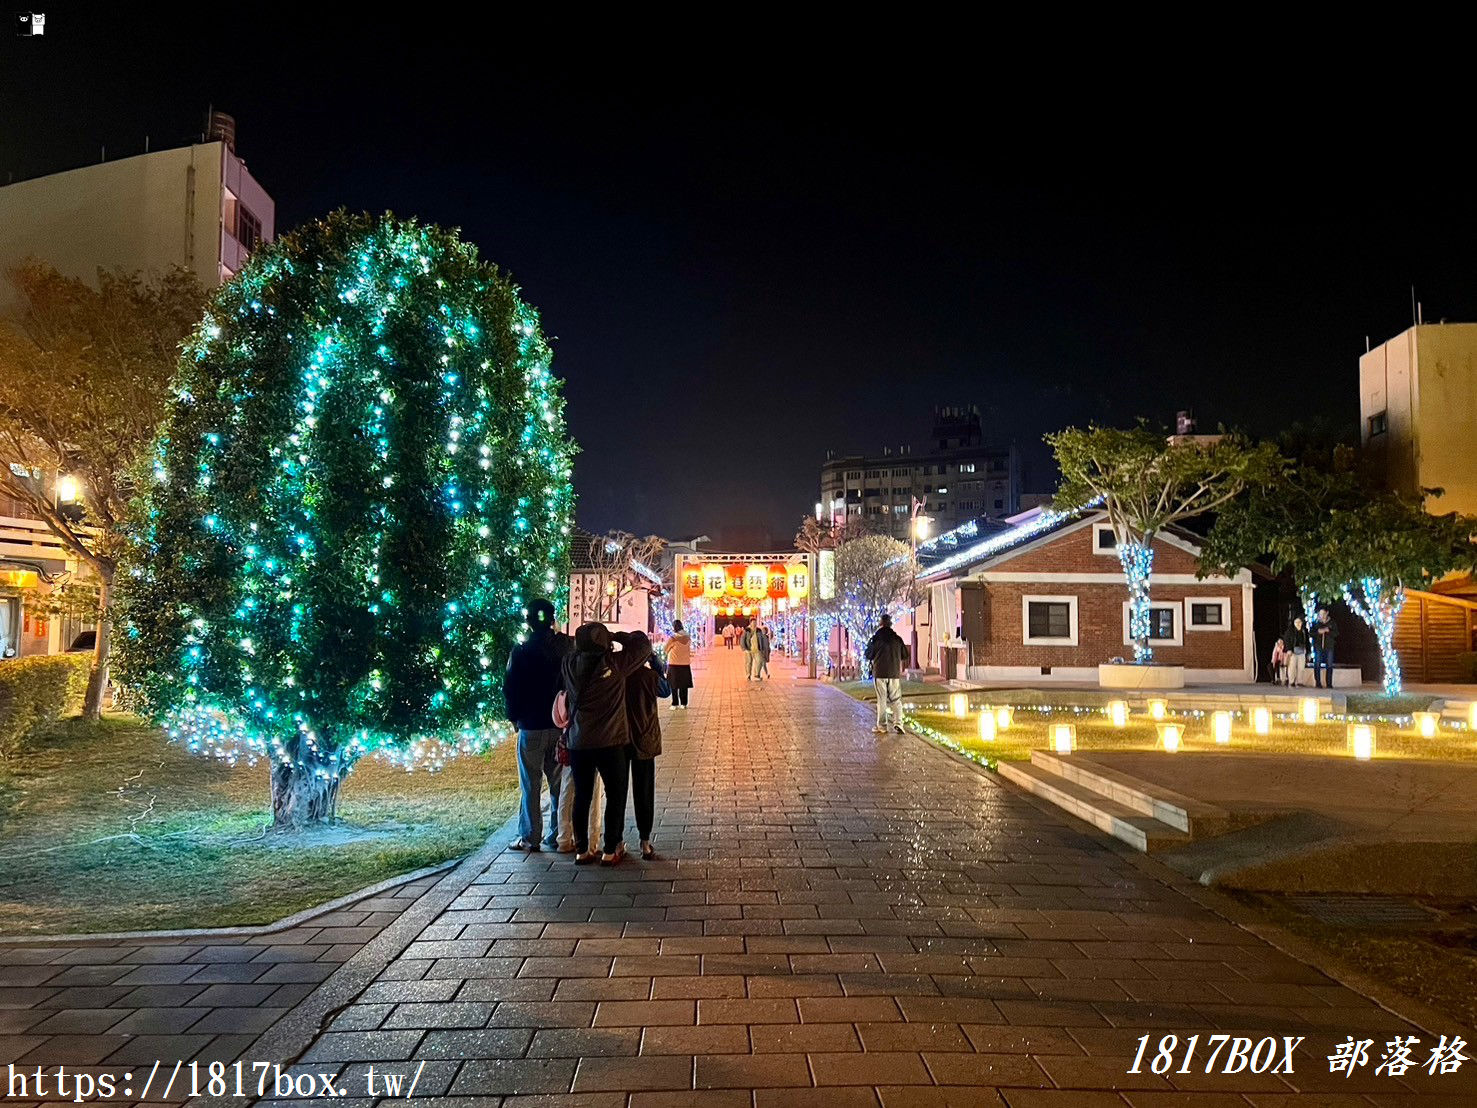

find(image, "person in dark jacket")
[864,613,909,735]
[621,631,665,860]
[503,599,572,851]
[561,622,653,865]
[1311,607,1339,689]
[1281,614,1312,687]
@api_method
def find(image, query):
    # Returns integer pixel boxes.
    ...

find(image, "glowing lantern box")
[1049,723,1076,753]
[1107,699,1128,728]
[1157,722,1183,752]
[766,563,789,599]
[1252,706,1271,734]
[1347,723,1375,760]
[1470,702,1477,730]
[702,563,727,598]
[725,564,747,595]
[995,706,1013,731]
[681,566,703,599]
[1212,710,1233,744]
[1147,698,1168,720]
[744,564,769,599]
[1299,697,1319,725]
[978,711,997,742]
[950,693,968,718]
[1412,711,1439,738]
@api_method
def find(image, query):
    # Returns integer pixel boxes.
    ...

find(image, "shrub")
[0,654,90,759]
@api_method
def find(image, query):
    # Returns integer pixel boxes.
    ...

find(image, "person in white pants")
[864,612,908,735]
[557,763,601,852]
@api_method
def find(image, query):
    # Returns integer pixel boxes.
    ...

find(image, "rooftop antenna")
[144,135,150,153]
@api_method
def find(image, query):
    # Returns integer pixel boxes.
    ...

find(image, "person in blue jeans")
[503,599,572,851]
[1311,607,1339,689]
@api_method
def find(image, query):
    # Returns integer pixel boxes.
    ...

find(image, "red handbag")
[552,690,572,766]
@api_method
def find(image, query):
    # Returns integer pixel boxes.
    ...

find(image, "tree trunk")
[82,571,113,722]
[1345,579,1405,697]
[270,761,343,829]
[1118,536,1155,664]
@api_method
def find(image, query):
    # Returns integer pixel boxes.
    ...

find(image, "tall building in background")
[819,405,1020,540]
[0,111,274,304]
[1359,323,1477,517]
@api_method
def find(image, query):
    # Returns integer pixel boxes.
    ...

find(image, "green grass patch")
[907,706,1477,767]
[1343,692,1443,715]
[0,714,518,935]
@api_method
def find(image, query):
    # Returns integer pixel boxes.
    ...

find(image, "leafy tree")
[581,530,665,624]
[117,212,575,827]
[0,261,206,719]
[1048,424,1284,663]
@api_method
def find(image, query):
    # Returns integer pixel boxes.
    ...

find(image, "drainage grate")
[1286,895,1438,926]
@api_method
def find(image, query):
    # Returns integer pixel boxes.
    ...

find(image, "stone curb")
[0,859,460,946]
[818,682,1477,1045]
[187,807,521,1108]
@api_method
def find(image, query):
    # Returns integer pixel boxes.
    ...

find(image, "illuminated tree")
[828,533,917,673]
[1049,424,1283,663]
[0,262,206,719]
[117,212,574,827]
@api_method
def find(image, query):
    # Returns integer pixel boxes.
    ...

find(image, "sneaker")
[894,726,906,735]
[872,726,887,734]
[669,703,680,710]
[600,843,627,867]
[574,850,601,865]
[557,842,576,854]
[508,839,539,852]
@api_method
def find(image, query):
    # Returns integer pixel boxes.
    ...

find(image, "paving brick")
[572,1054,693,1092]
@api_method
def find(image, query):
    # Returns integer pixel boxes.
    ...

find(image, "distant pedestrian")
[864,613,908,734]
[621,631,665,861]
[743,621,762,680]
[503,599,571,852]
[561,622,653,865]
[1312,607,1339,689]
[1282,614,1312,688]
[665,619,694,709]
[723,623,735,650]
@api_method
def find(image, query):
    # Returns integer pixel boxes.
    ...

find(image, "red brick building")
[916,508,1255,683]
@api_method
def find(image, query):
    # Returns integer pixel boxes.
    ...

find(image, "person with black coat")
[561,623,653,865]
[1281,614,1312,687]
[503,599,572,851]
[864,613,909,735]
[1312,607,1339,689]
[621,631,665,860]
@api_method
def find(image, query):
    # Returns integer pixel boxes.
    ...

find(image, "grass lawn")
[834,678,942,701]
[904,706,1477,768]
[0,714,518,935]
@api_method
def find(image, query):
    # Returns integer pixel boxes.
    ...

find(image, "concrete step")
[1029,751,1235,837]
[997,760,1191,853]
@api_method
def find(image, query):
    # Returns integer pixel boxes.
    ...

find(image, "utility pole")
[909,497,931,675]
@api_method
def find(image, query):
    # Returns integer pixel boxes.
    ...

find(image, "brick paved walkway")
[267,646,1474,1106]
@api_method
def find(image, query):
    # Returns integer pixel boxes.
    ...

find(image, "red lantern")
[767,562,788,599]
[725,563,746,595]
[681,565,703,600]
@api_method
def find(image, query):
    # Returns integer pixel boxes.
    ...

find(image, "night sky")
[4,19,1472,547]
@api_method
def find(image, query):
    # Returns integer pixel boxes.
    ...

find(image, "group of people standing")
[504,601,691,866]
[720,621,772,680]
[1273,606,1340,688]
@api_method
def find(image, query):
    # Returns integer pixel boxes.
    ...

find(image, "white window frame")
[1092,523,1120,557]
[1022,594,1079,646]
[1186,596,1232,632]
[1122,600,1183,647]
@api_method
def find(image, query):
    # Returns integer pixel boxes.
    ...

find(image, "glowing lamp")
[767,563,789,599]
[57,474,79,503]
[786,562,810,600]
[1412,711,1439,738]
[744,563,768,599]
[1107,699,1128,728]
[1212,710,1232,744]
[726,563,747,595]
[702,563,727,598]
[1347,723,1375,760]
[1050,723,1076,753]
[1299,697,1319,725]
[995,706,1013,731]
[1252,706,1271,735]
[1147,698,1168,720]
[681,566,704,600]
[950,693,968,718]
[1470,702,1477,730]
[978,711,997,742]
[1157,723,1183,752]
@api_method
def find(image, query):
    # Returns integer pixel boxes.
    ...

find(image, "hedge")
[0,654,90,760]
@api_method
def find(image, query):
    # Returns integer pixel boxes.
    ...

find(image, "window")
[959,462,976,473]
[1093,523,1119,555]
[845,470,862,479]
[1368,410,1388,437]
[867,505,884,515]
[892,504,908,514]
[1023,595,1078,645]
[863,488,881,498]
[1122,601,1183,646]
[936,486,948,495]
[956,500,976,511]
[1188,598,1231,630]
[236,206,262,253]
[865,468,883,478]
[993,499,1003,510]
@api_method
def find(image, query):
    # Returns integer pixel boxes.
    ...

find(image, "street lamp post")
[909,498,931,676]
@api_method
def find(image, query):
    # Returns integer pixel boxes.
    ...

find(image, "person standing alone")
[743,620,763,680]
[865,613,908,734]
[1282,614,1311,688]
[665,619,694,709]
[1312,607,1339,689]
[503,599,571,852]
